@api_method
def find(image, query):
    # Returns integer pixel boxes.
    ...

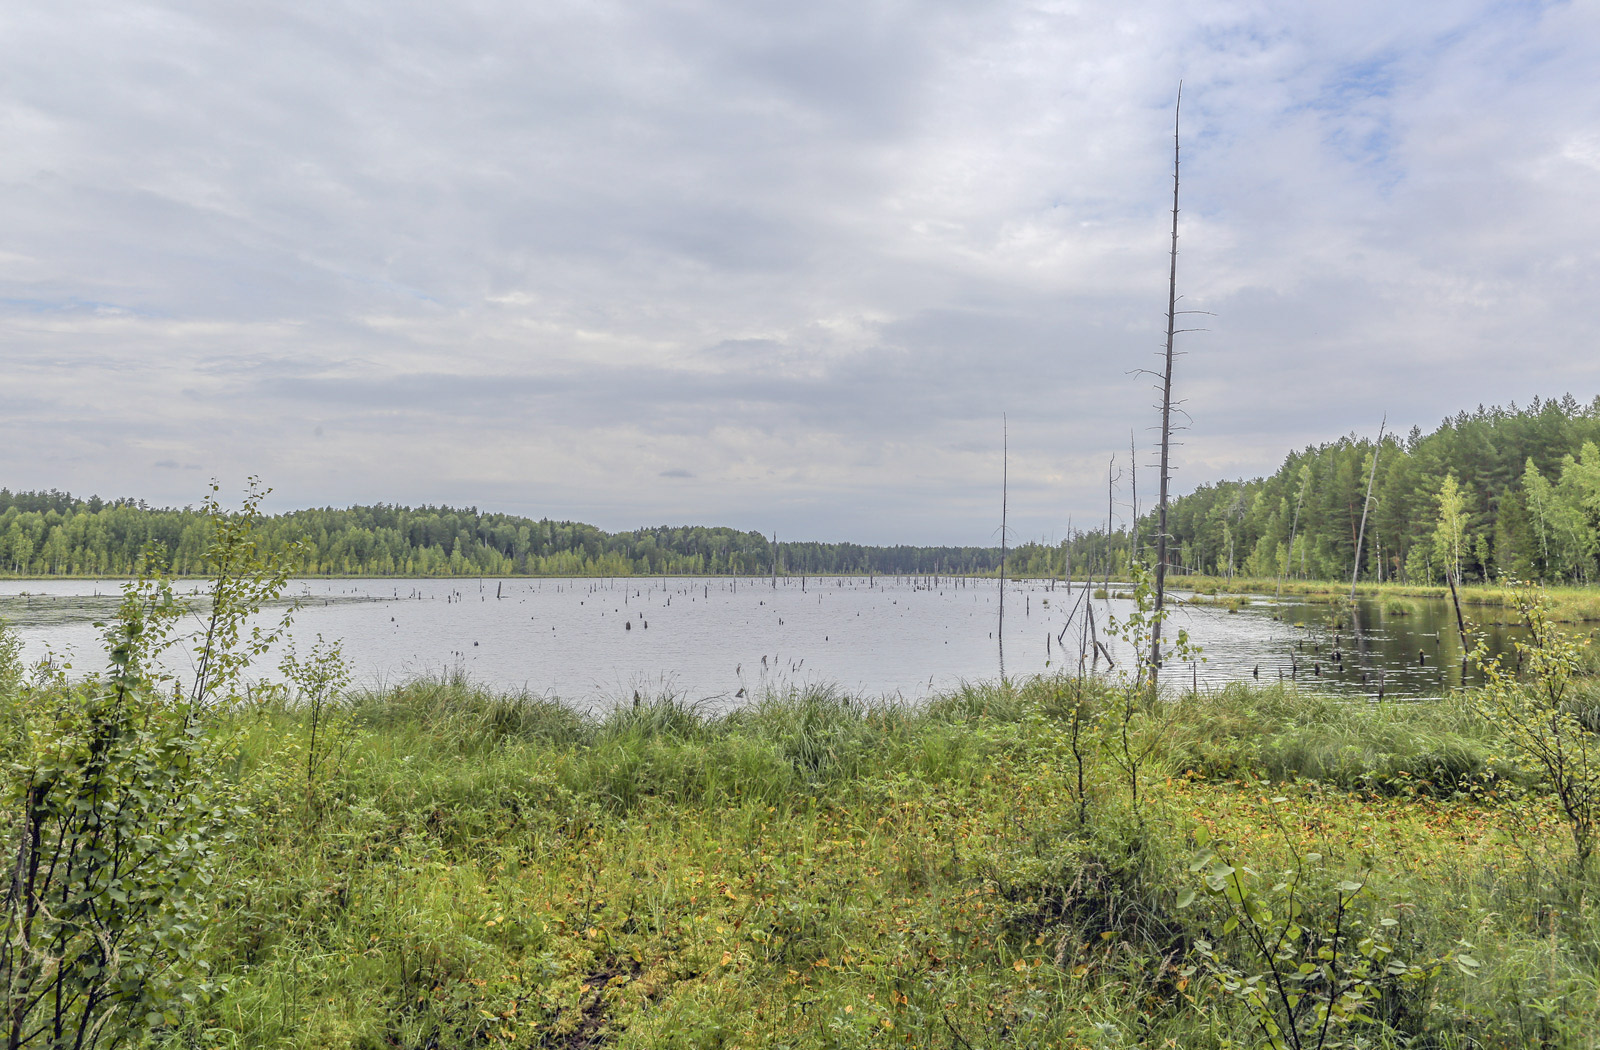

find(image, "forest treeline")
[3,395,1598,582]
[0,491,1010,578]
[1117,394,1600,585]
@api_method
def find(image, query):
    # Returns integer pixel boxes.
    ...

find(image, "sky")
[2,0,1598,545]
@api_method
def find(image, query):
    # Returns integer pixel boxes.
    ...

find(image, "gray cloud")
[2,0,1598,543]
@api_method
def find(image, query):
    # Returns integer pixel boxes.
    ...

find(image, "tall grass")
[1162,682,1504,793]
[11,665,1597,1048]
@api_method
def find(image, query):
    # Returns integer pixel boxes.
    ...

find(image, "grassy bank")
[1172,576,1600,623]
[20,669,1572,1048]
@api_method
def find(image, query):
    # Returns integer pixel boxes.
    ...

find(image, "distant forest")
[0,492,1016,578]
[3,395,1597,583]
[1122,394,1600,585]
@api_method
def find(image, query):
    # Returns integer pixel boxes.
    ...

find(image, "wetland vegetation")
[7,487,1600,1048]
[8,610,1600,1048]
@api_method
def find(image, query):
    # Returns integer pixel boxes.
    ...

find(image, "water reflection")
[0,577,1570,703]
[1225,594,1533,699]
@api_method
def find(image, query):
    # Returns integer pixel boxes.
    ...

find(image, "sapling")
[278,633,352,810]
[1102,564,1202,824]
[1472,582,1599,876]
[0,481,300,1048]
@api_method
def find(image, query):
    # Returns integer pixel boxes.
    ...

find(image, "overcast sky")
[2,0,1597,544]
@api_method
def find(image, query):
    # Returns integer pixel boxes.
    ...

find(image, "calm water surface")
[0,576,1536,704]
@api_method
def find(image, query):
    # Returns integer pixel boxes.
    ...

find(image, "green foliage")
[1118,395,1600,585]
[1155,683,1500,796]
[0,491,1015,579]
[1430,473,1472,587]
[276,634,353,811]
[1472,583,1600,872]
[5,396,1600,584]
[0,666,1579,1049]
[1180,824,1462,1050]
[185,481,301,706]
[0,621,22,703]
[1101,565,1203,818]
[0,482,298,1048]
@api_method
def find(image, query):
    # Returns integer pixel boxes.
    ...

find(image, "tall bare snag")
[1148,87,1185,684]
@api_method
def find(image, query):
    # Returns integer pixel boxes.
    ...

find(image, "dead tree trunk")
[1149,87,1183,686]
[1128,430,1140,570]
[1104,454,1119,606]
[1349,417,1385,601]
[999,415,1008,682]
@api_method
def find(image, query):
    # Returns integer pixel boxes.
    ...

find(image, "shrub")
[1472,584,1600,874]
[0,480,296,1048]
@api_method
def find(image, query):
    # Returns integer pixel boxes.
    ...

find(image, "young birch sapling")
[1472,582,1599,876]
[0,480,300,1049]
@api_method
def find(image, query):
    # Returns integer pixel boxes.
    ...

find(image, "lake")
[0,576,1530,705]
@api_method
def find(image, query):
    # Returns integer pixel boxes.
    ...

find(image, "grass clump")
[1163,683,1501,795]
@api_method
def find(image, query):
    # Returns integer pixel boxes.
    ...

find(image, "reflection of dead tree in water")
[1446,571,1471,682]
[1346,601,1384,699]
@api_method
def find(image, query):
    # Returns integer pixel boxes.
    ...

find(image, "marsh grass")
[14,668,1596,1048]
[1161,682,1506,794]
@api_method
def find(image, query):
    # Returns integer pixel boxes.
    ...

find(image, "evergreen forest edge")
[4,394,1599,587]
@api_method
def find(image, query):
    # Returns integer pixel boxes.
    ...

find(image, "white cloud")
[2,0,1597,543]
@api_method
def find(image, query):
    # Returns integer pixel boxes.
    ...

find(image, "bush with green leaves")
[1099,564,1203,821]
[276,633,352,813]
[0,480,298,1049]
[1472,582,1600,874]
[1179,822,1471,1050]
